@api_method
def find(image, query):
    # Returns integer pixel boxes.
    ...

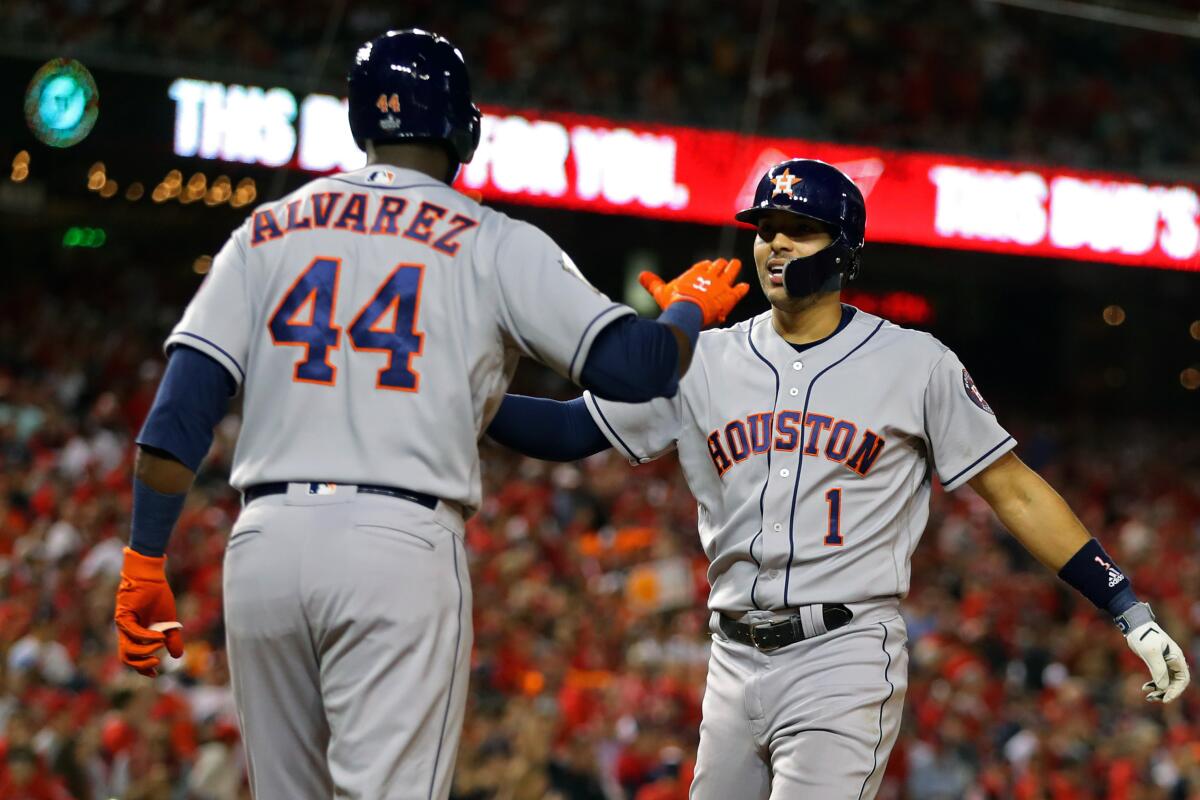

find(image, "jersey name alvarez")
[707,410,885,479]
[250,190,478,256]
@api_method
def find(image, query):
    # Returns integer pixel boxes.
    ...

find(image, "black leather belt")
[720,604,854,651]
[243,482,438,510]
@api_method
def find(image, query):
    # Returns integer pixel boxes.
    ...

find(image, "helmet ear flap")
[461,105,482,163]
[843,250,862,281]
[830,231,862,283]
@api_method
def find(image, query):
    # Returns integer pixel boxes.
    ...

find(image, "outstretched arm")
[487,395,610,462]
[582,259,747,403]
[969,452,1191,703]
[580,303,701,403]
[967,452,1090,571]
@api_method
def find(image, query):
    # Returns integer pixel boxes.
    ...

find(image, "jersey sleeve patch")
[962,369,994,415]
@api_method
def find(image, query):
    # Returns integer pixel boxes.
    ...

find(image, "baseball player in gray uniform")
[486,159,1191,798]
[111,30,749,800]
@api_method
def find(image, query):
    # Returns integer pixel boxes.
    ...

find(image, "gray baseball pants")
[222,485,471,799]
[691,601,908,800]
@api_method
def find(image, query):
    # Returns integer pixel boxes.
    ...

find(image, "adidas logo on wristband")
[1094,555,1125,587]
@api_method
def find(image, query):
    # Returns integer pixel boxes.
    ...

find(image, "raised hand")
[639,258,750,326]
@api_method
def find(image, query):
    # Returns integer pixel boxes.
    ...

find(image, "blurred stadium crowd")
[3,0,1199,794]
[0,273,1197,800]
[4,0,1200,173]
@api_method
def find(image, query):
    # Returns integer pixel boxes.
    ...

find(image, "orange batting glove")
[639,258,750,326]
[114,547,185,677]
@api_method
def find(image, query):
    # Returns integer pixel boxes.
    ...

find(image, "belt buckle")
[748,620,782,652]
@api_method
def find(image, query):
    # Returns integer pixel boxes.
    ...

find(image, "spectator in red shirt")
[0,747,71,800]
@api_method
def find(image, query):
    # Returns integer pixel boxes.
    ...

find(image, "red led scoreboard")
[168,79,1200,272]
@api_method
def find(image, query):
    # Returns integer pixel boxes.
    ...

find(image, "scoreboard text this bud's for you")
[25,59,100,148]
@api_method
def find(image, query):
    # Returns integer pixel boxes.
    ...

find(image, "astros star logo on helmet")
[771,168,801,198]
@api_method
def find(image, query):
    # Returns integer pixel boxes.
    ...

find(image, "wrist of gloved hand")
[1114,599,1154,634]
[122,546,169,581]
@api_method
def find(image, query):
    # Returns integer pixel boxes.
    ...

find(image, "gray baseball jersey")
[169,164,631,511]
[172,164,631,799]
[585,307,1015,614]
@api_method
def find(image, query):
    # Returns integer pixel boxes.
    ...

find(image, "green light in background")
[624,250,661,315]
[63,227,107,248]
[25,59,99,148]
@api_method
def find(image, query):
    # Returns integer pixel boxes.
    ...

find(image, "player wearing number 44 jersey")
[111,29,749,800]
[488,159,1191,798]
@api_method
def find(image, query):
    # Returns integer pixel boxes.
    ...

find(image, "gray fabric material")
[586,308,1015,613]
[223,489,471,800]
[691,611,908,800]
[167,165,632,514]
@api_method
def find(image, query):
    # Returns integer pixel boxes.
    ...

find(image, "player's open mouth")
[767,261,785,285]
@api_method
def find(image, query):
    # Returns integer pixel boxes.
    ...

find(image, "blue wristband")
[1057,538,1139,617]
[130,477,187,557]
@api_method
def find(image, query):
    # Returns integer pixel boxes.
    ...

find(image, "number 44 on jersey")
[268,256,425,392]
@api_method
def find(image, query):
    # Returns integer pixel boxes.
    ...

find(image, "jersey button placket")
[780,360,807,608]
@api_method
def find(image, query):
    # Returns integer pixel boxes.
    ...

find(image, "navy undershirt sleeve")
[580,301,702,402]
[137,345,236,472]
[487,395,609,461]
[130,346,234,557]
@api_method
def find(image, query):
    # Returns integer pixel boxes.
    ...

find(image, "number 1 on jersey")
[824,487,844,546]
[268,257,424,391]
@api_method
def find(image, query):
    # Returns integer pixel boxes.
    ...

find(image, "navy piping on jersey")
[327,177,446,192]
[588,397,641,464]
[783,318,884,606]
[170,331,246,383]
[744,316,781,610]
[428,540,465,799]
[857,621,895,800]
[941,435,1014,488]
[568,303,626,379]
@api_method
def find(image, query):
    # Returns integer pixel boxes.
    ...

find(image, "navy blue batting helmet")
[347,29,482,165]
[736,159,866,294]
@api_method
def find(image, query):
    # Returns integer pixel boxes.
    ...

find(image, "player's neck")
[770,292,844,345]
[366,142,453,183]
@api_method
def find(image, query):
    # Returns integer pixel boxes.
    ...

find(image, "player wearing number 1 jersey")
[110,29,749,800]
[487,159,1190,798]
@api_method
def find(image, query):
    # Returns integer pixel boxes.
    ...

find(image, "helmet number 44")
[375,93,401,114]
